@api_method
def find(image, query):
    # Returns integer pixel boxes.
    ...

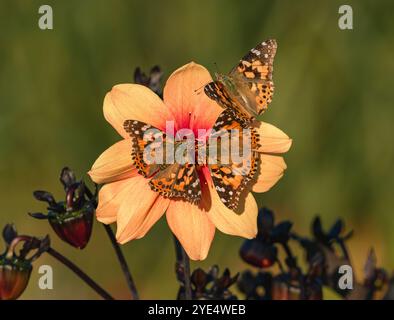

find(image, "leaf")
[2,224,17,244]
[28,212,48,220]
[312,216,324,239]
[33,190,56,206]
[272,221,293,243]
[329,219,343,239]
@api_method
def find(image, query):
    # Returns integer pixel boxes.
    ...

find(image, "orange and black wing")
[124,119,201,204]
[231,39,277,116]
[208,110,260,210]
[149,162,201,204]
[124,120,165,178]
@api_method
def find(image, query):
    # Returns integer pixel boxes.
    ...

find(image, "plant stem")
[276,257,285,274]
[46,247,113,300]
[338,239,350,261]
[173,236,192,300]
[85,185,138,299]
[102,224,139,300]
[282,242,298,269]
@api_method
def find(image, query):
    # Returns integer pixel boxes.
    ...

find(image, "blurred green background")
[1,0,394,299]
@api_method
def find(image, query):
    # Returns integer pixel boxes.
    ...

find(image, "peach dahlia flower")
[88,62,292,260]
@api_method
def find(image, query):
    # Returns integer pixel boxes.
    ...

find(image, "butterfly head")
[215,72,237,96]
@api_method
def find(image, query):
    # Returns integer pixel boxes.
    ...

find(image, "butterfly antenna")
[193,62,220,94]
[194,83,208,94]
[213,62,222,76]
[213,62,219,72]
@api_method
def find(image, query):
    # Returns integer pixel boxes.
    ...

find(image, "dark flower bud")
[272,274,303,300]
[60,167,77,189]
[271,258,323,300]
[211,268,239,299]
[178,265,238,300]
[240,240,277,268]
[237,270,273,300]
[240,208,293,268]
[30,167,95,249]
[271,282,288,300]
[65,182,86,212]
[134,66,163,97]
[48,202,94,249]
[190,268,210,296]
[0,264,31,300]
[0,225,49,300]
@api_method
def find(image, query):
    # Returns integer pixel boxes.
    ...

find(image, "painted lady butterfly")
[204,39,277,125]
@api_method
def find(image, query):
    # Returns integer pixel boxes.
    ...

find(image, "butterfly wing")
[230,39,277,116]
[124,119,201,204]
[208,110,260,210]
[149,162,201,204]
[124,120,168,178]
[231,39,277,81]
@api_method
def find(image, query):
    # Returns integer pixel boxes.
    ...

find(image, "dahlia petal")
[96,178,135,224]
[256,122,292,154]
[166,200,215,261]
[252,154,287,193]
[115,176,165,244]
[163,62,222,132]
[202,168,258,239]
[88,139,137,184]
[125,196,170,241]
[104,84,173,138]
